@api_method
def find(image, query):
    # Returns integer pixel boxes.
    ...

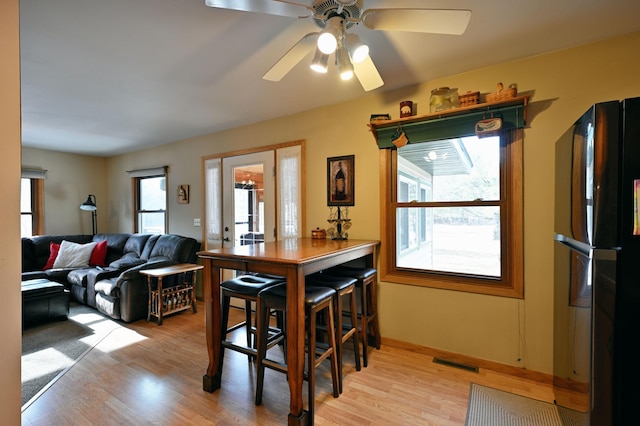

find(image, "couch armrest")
[118,259,178,281]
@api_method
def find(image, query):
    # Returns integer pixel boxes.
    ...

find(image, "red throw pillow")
[89,240,108,266]
[43,242,60,270]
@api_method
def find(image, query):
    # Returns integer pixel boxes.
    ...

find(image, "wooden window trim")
[379,130,524,298]
[132,174,168,234]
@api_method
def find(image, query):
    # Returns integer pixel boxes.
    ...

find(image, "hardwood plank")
[22,302,583,425]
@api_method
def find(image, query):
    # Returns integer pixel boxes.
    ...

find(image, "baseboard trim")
[381,336,553,386]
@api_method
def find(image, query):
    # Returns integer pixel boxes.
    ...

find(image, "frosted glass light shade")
[317,32,337,54]
[346,33,369,63]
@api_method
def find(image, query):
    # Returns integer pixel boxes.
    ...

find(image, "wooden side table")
[141,263,203,325]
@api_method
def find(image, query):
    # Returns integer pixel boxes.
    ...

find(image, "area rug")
[21,303,124,408]
[465,383,588,426]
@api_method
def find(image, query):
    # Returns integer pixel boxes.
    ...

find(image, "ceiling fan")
[204,1,471,91]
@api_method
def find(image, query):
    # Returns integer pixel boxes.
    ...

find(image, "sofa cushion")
[92,234,133,265]
[43,242,61,270]
[148,234,199,263]
[67,268,91,287]
[89,240,108,266]
[22,238,36,272]
[53,240,97,269]
[109,255,146,270]
[94,277,119,297]
[140,234,160,260]
[122,234,153,258]
[29,235,93,270]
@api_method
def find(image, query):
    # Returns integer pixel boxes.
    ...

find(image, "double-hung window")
[377,103,525,298]
[130,167,167,234]
[21,169,45,237]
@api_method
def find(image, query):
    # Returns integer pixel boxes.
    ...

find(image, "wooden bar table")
[198,238,379,425]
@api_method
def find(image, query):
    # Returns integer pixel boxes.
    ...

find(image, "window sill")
[380,270,523,299]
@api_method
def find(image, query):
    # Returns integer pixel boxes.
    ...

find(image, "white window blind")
[21,168,47,179]
[126,166,167,178]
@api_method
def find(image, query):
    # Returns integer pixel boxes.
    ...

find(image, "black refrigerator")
[554,97,640,425]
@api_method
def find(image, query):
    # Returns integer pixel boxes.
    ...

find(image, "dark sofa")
[21,233,200,322]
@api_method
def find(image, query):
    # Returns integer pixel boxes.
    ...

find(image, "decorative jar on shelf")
[429,87,459,113]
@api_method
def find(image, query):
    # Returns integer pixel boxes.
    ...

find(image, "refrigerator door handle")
[555,233,591,256]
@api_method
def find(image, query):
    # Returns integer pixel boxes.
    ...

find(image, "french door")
[203,143,303,251]
[221,151,275,248]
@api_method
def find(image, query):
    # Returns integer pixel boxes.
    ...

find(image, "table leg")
[191,271,198,314]
[286,268,308,425]
[157,276,164,326]
[203,259,223,392]
[147,276,152,322]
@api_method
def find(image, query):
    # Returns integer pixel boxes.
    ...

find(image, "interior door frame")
[201,140,306,251]
[222,151,275,248]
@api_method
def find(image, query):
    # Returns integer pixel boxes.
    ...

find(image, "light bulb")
[337,47,354,80]
[345,33,369,63]
[310,48,329,73]
[317,32,337,54]
[317,16,342,54]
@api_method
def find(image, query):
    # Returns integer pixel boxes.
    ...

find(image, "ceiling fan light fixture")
[317,16,342,54]
[317,32,337,54]
[310,47,329,73]
[345,33,369,63]
[337,46,354,80]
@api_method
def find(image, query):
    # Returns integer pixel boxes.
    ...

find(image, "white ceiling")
[19,0,640,157]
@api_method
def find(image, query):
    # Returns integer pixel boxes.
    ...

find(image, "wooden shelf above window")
[368,95,530,145]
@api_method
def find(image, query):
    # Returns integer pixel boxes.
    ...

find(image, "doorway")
[222,151,275,248]
[203,142,304,251]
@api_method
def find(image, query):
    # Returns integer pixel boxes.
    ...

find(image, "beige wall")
[106,32,640,376]
[17,31,640,395]
[1,0,23,422]
[22,149,108,235]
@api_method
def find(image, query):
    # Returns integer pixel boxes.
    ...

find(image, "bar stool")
[255,283,340,421]
[220,274,285,365]
[325,266,380,367]
[307,273,361,393]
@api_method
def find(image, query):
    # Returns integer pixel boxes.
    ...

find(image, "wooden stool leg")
[307,304,317,420]
[359,282,369,367]
[334,291,344,394]
[326,301,340,399]
[367,277,381,350]
[220,294,231,371]
[255,298,270,406]
[348,289,361,372]
[245,300,254,361]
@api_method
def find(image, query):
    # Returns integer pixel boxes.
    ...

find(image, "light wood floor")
[22,301,560,425]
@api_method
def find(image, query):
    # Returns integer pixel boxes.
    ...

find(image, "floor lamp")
[80,194,97,235]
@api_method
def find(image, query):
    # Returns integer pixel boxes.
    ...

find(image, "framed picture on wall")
[178,184,189,204]
[327,155,354,206]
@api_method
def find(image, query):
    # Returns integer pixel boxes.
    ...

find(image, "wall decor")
[177,184,190,204]
[327,155,354,206]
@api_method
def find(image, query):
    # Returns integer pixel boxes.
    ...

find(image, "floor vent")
[433,357,479,373]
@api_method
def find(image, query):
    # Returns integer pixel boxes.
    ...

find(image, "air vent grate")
[433,357,479,373]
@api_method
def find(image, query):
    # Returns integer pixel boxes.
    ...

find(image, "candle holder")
[327,206,351,240]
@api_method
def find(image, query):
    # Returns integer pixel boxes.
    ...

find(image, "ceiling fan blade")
[361,9,472,35]
[204,0,311,18]
[353,56,384,92]
[263,32,319,82]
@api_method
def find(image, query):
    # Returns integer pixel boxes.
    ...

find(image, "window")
[21,169,45,237]
[131,167,167,234]
[380,129,523,298]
